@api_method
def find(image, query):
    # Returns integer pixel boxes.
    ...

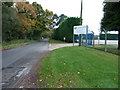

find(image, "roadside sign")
[73,25,87,35]
[73,25,88,47]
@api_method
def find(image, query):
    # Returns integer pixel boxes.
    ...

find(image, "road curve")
[2,39,49,88]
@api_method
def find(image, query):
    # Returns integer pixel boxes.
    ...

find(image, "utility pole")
[79,0,83,46]
[80,0,83,25]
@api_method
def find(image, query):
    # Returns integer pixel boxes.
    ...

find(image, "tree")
[56,14,67,26]
[32,2,54,39]
[52,14,59,27]
[16,2,36,39]
[32,2,45,31]
[101,2,120,49]
[2,4,23,41]
[2,2,14,7]
[2,1,55,41]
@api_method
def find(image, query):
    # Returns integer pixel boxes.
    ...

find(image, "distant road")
[94,40,118,46]
[2,39,49,88]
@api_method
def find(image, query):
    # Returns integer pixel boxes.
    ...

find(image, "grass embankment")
[39,46,118,88]
[1,39,37,50]
[92,45,120,55]
[49,39,66,43]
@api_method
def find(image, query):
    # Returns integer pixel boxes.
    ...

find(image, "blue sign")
[82,33,93,45]
[75,36,79,42]
[87,33,93,45]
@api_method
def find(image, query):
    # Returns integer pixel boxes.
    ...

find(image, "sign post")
[73,33,74,46]
[79,34,81,46]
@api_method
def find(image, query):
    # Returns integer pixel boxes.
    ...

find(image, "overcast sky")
[29,0,105,35]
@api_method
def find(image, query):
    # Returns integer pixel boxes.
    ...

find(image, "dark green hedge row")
[52,17,81,42]
[100,34,118,40]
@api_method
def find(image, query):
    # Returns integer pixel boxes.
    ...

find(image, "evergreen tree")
[2,4,22,41]
[101,2,120,49]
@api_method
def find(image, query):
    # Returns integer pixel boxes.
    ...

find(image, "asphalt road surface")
[2,39,49,88]
[94,40,118,46]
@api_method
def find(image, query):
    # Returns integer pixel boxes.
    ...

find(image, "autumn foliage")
[2,2,54,41]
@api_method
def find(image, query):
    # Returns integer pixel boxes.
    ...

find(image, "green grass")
[38,46,118,88]
[49,39,66,43]
[92,45,120,55]
[1,39,37,50]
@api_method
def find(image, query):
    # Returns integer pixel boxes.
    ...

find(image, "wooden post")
[92,31,94,47]
[79,34,81,47]
[104,30,107,52]
[73,34,74,46]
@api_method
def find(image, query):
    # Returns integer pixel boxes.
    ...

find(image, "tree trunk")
[118,30,120,50]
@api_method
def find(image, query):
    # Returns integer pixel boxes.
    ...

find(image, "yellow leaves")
[15,2,54,37]
[18,14,31,34]
[31,19,36,26]
[16,2,37,34]
[16,2,36,17]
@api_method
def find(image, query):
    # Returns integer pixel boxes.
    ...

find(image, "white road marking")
[19,86,24,88]
[16,68,27,78]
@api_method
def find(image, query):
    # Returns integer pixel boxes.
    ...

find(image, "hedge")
[52,17,81,42]
[100,34,118,40]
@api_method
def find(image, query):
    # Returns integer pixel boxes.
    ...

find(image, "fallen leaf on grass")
[77,72,80,74]
[58,84,63,88]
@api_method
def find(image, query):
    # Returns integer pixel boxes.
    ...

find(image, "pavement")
[94,40,118,46]
[49,43,74,51]
[49,40,118,51]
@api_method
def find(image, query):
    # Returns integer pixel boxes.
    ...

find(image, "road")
[94,40,118,46]
[2,39,49,88]
[74,40,118,47]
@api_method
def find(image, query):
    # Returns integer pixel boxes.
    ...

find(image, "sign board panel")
[74,25,87,35]
[82,33,93,45]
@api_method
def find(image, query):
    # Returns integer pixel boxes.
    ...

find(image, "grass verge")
[1,39,37,50]
[38,46,118,88]
[91,45,120,56]
[49,39,66,43]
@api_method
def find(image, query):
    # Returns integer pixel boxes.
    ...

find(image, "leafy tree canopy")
[101,2,120,31]
[101,2,120,49]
